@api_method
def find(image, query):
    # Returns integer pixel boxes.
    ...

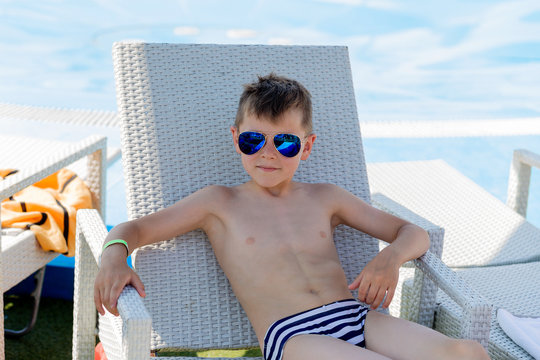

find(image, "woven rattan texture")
[367,160,540,267]
[507,149,540,217]
[0,102,119,127]
[435,262,540,360]
[371,193,447,326]
[2,231,57,292]
[0,135,106,360]
[112,43,377,351]
[369,159,540,355]
[74,211,150,360]
[73,210,107,360]
[0,135,107,287]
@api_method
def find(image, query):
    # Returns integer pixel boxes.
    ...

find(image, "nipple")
[245,236,255,245]
[320,231,327,238]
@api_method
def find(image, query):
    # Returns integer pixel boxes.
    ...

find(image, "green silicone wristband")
[102,239,129,255]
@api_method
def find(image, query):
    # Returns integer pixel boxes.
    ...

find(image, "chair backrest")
[112,43,379,351]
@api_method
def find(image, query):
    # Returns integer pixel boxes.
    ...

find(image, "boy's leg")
[364,310,489,360]
[283,334,391,360]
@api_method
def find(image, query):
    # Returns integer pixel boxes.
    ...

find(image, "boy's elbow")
[419,226,430,254]
[405,223,430,255]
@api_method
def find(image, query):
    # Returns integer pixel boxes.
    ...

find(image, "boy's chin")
[250,176,291,190]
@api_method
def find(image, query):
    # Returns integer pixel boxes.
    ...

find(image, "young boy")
[95,74,489,360]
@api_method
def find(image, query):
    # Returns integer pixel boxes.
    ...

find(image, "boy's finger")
[383,287,395,309]
[101,286,111,313]
[107,300,119,317]
[94,287,105,316]
[131,274,146,298]
[112,287,125,316]
[107,287,121,316]
[364,285,378,305]
[348,273,362,290]
[356,280,369,302]
[371,288,387,310]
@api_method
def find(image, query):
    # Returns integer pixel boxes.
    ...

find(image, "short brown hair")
[235,73,312,133]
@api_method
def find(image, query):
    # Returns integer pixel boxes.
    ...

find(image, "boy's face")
[231,108,316,191]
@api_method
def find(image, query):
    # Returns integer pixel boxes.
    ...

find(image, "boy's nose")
[260,140,278,158]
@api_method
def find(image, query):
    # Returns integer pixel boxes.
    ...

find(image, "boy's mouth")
[257,165,278,172]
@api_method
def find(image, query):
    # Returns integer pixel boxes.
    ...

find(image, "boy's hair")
[235,73,313,134]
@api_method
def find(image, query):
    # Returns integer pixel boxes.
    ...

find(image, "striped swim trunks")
[263,299,370,360]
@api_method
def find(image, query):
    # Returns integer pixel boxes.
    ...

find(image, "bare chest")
[220,202,334,257]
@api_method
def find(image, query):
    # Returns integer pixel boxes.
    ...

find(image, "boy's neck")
[245,179,299,198]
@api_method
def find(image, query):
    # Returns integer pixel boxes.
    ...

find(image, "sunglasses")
[238,131,303,158]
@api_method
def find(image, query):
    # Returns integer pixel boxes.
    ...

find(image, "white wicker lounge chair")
[507,149,540,218]
[72,43,491,360]
[0,103,120,350]
[0,134,106,359]
[367,156,540,360]
[0,103,121,167]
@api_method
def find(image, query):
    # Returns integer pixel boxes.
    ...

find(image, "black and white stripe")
[263,299,369,360]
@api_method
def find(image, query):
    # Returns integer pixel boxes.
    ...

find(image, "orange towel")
[1,168,93,257]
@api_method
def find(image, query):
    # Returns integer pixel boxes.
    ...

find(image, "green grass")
[4,294,73,360]
[4,294,262,359]
[155,348,261,357]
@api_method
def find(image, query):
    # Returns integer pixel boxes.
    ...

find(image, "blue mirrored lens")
[274,134,301,157]
[238,132,266,155]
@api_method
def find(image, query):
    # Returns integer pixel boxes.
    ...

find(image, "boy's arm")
[348,224,428,310]
[329,185,430,309]
[95,185,226,316]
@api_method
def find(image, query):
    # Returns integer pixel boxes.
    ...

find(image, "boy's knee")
[443,339,489,360]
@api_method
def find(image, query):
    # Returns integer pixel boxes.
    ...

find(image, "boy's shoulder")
[302,181,344,193]
[295,182,349,200]
[198,183,252,202]
[199,184,236,198]
[301,182,362,205]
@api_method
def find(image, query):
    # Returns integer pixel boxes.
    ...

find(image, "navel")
[320,231,327,238]
[245,236,255,245]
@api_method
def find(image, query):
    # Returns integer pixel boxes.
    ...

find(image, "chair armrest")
[414,252,492,348]
[73,209,151,360]
[507,149,540,217]
[371,192,492,347]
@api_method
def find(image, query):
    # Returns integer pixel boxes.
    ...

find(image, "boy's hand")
[94,244,146,316]
[348,248,400,310]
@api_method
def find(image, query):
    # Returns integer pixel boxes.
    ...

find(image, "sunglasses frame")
[238,131,304,158]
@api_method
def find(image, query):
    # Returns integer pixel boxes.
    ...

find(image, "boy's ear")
[231,126,241,154]
[300,133,316,161]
